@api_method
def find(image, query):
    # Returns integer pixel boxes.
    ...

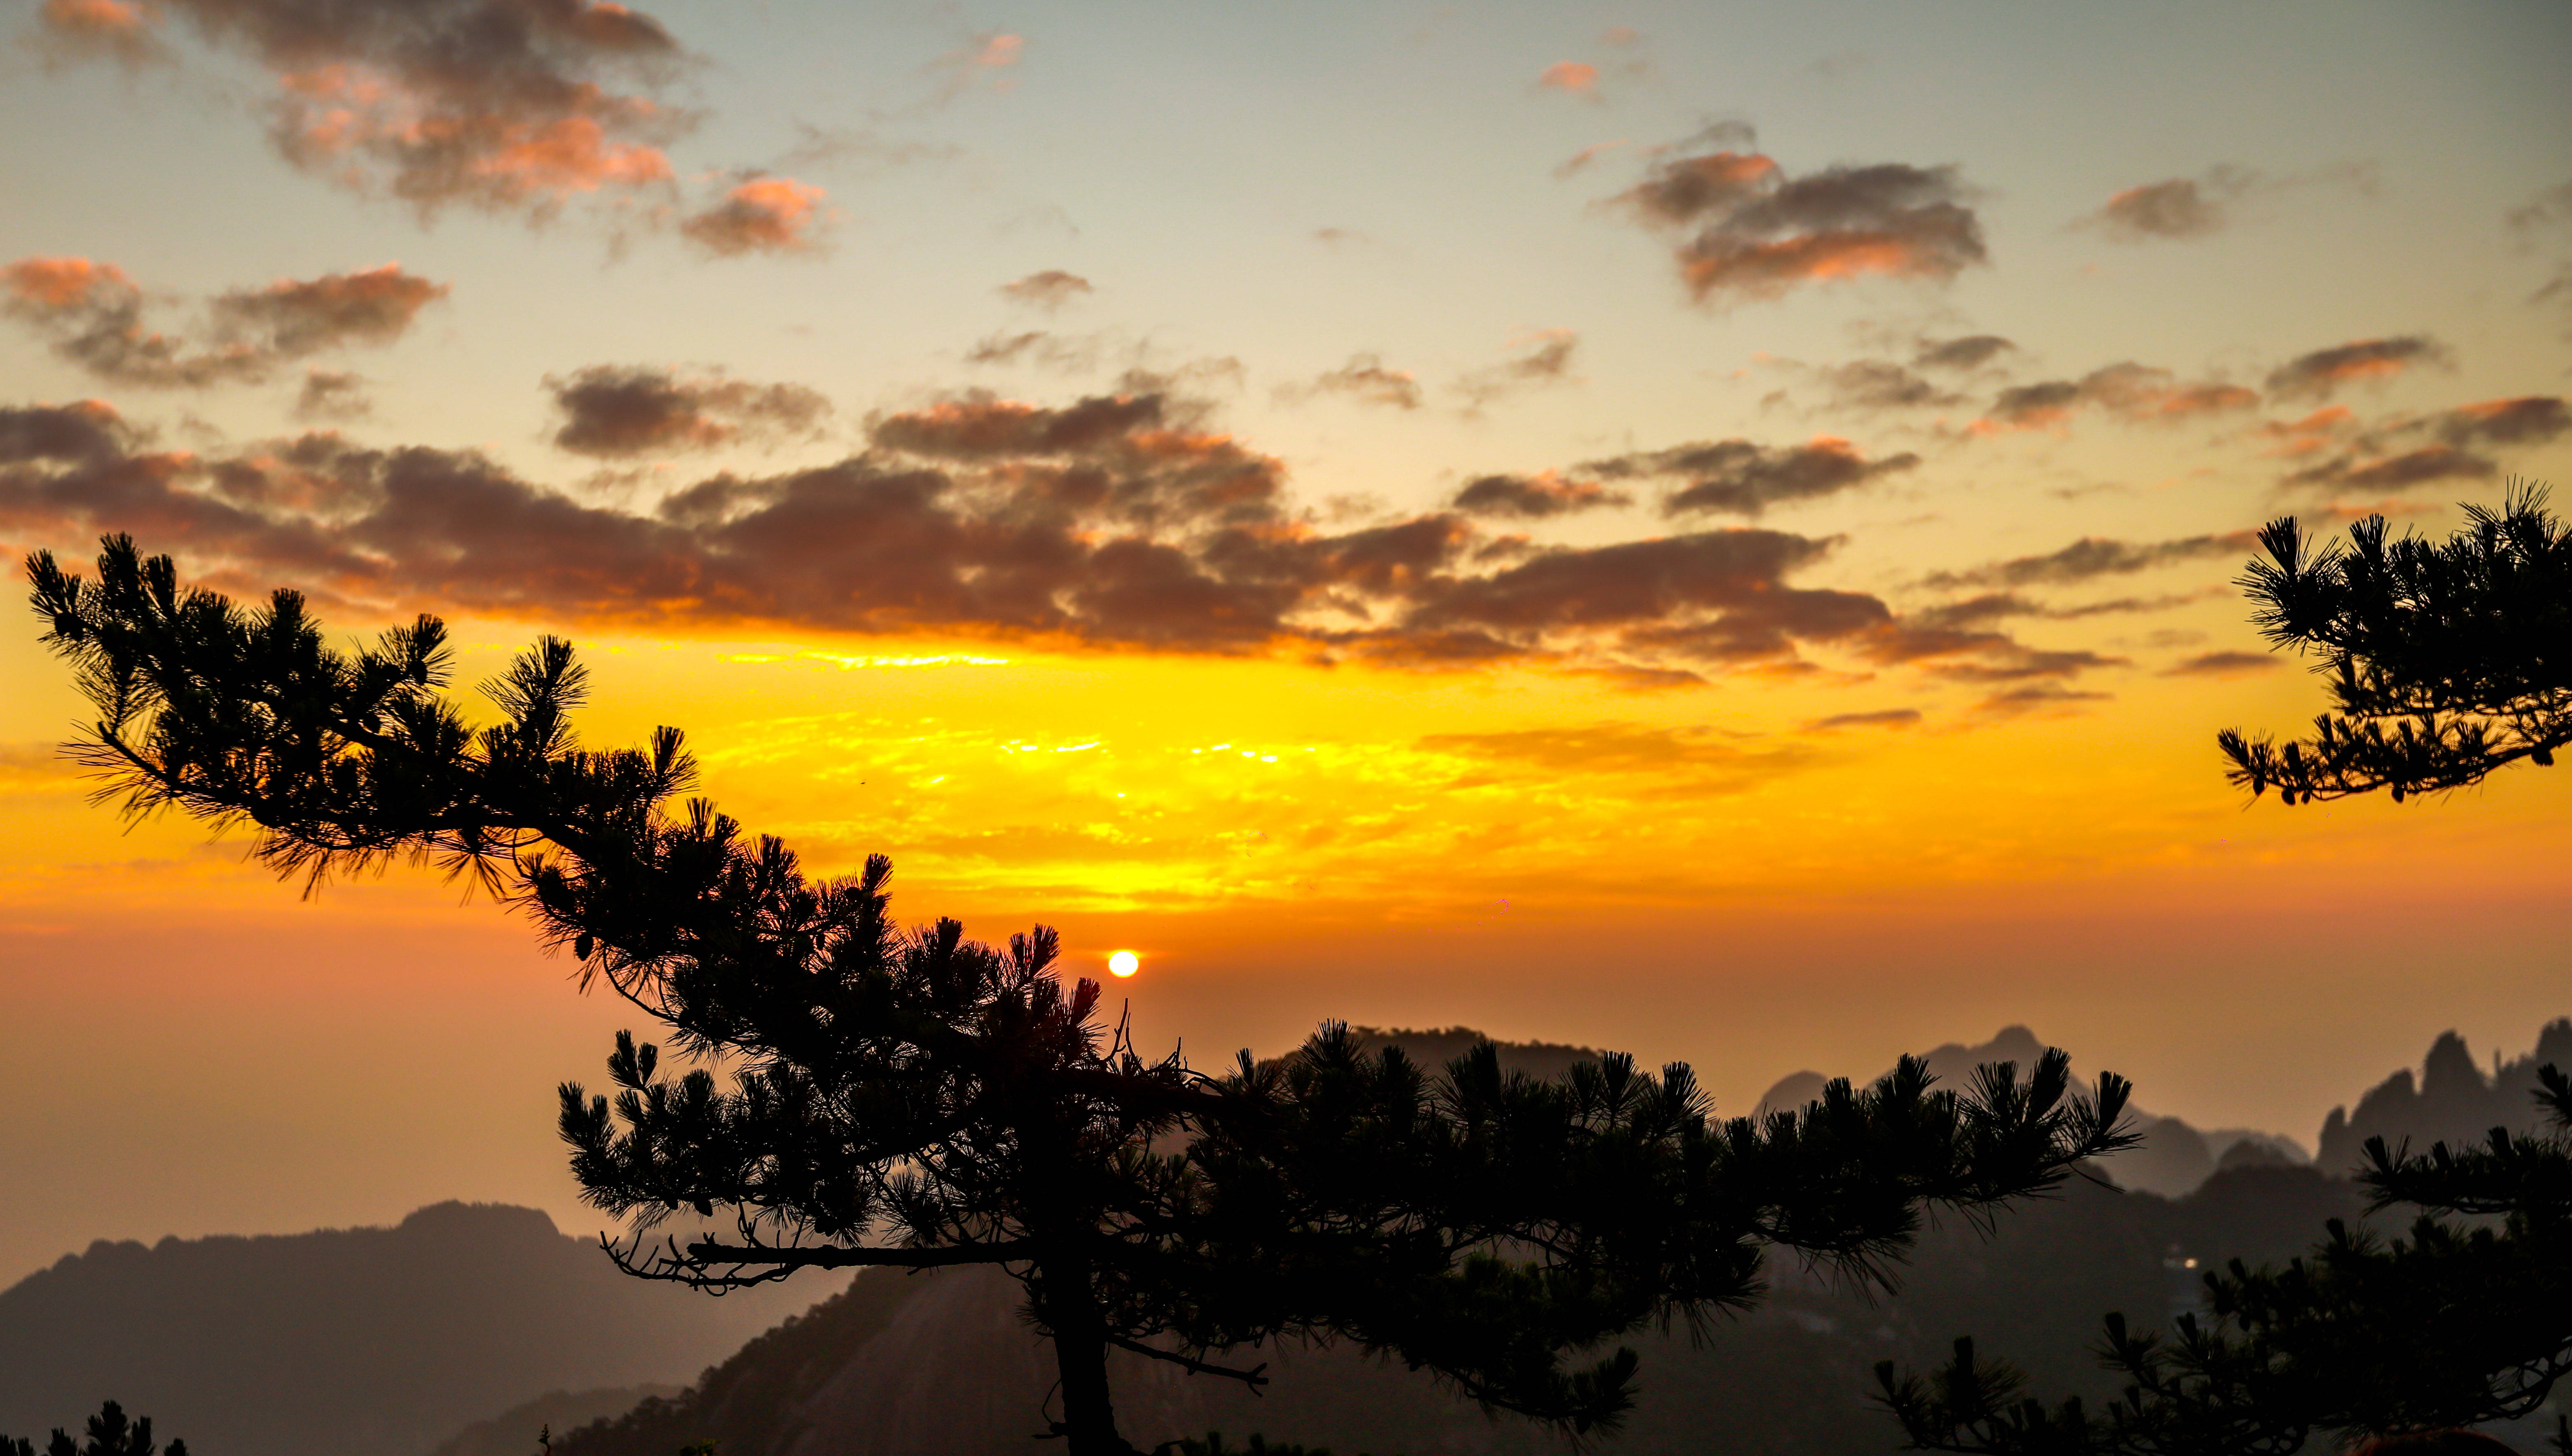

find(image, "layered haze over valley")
[5,1023,2563,1456]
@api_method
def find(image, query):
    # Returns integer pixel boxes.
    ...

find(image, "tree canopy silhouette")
[1879,491,2572,1455]
[28,536,2137,1456]
[2219,484,2570,804]
[2,1402,187,1456]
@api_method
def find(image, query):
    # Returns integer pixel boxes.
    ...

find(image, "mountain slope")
[0,1202,841,1456]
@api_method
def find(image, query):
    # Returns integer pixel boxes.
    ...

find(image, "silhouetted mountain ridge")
[1751,1026,2308,1198]
[2317,1017,2572,1172]
[0,1201,841,1456]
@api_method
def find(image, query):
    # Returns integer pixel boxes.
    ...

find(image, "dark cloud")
[998,270,1094,310]
[2263,337,2448,400]
[1,257,445,388]
[1615,136,1985,302]
[1926,531,2255,589]
[681,178,829,256]
[2286,444,2496,492]
[1914,334,2015,372]
[2270,394,2562,491]
[40,0,692,220]
[1288,354,1423,410]
[0,401,138,463]
[2164,650,2280,677]
[547,367,830,456]
[1450,473,1630,519]
[1577,436,1920,516]
[2432,395,2570,448]
[1976,362,2257,431]
[1,386,2090,689]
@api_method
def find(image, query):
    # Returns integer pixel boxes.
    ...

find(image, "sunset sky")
[4,0,2570,1286]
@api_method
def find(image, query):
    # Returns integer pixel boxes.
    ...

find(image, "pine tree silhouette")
[2220,484,2571,804]
[1878,492,2572,1456]
[28,538,2140,1456]
[1,1401,188,1456]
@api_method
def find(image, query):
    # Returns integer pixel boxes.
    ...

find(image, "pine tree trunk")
[1036,1253,1140,1456]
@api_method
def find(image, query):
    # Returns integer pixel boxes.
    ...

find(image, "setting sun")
[1107,950,1140,978]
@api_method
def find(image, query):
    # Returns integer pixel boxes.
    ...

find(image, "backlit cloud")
[546,366,830,456]
[2263,336,2448,400]
[1,257,445,388]
[1537,61,1597,95]
[681,177,829,256]
[2275,393,2564,491]
[1976,362,2256,432]
[34,0,163,64]
[38,0,694,220]
[0,386,2081,689]
[1615,134,1985,302]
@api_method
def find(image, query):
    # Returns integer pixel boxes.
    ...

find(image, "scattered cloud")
[1914,334,2015,372]
[1806,708,1919,731]
[681,177,829,256]
[1285,354,1423,410]
[294,369,370,421]
[2263,336,2448,400]
[36,0,695,222]
[925,30,1023,104]
[964,330,1100,372]
[1975,362,2256,432]
[546,367,829,456]
[2285,444,2496,493]
[2163,650,2280,677]
[1537,61,1598,96]
[1613,131,1985,303]
[1815,359,1963,411]
[1925,531,2255,589]
[2080,168,2254,241]
[1577,435,1919,516]
[1,257,445,388]
[2430,395,2570,448]
[2510,180,2572,329]
[1450,473,1630,519]
[998,270,1095,311]
[1416,723,1811,795]
[1455,330,1579,407]
[2078,164,2372,242]
[2277,394,2565,491]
